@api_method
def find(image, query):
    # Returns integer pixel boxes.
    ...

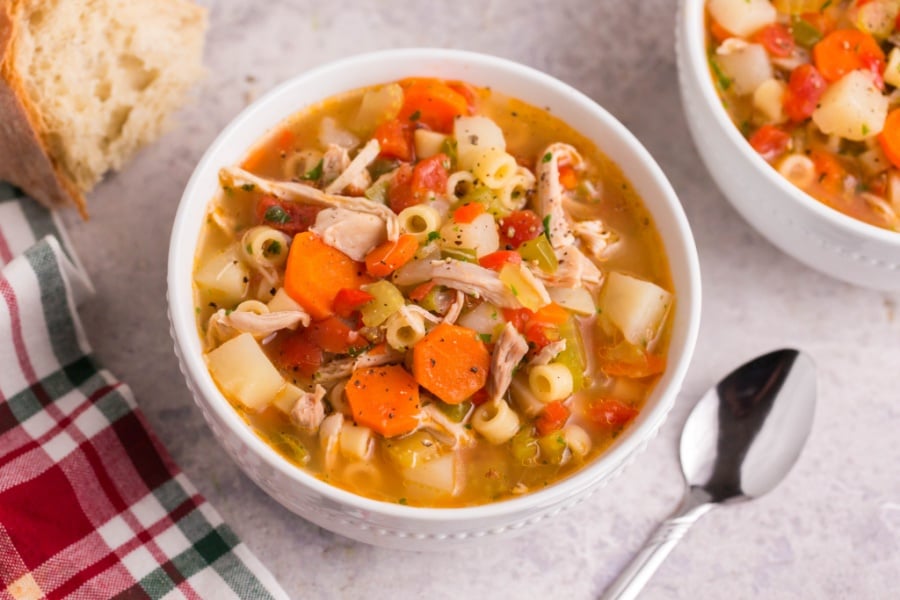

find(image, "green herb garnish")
[409,110,421,121]
[426,231,441,242]
[541,152,552,163]
[264,205,290,224]
[301,159,324,181]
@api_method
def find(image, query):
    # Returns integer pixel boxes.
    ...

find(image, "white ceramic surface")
[677,0,900,291]
[167,48,701,549]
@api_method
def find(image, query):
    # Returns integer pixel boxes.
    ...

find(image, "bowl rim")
[168,47,701,522]
[680,0,900,247]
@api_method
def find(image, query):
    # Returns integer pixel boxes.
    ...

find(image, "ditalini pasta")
[192,77,674,507]
[706,0,900,231]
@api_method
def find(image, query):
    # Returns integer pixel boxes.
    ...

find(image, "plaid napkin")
[0,187,288,600]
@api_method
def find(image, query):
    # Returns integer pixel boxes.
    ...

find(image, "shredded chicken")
[309,207,386,261]
[529,339,566,366]
[531,245,603,289]
[424,259,522,308]
[219,166,400,240]
[321,144,350,184]
[206,309,309,347]
[536,143,582,249]
[290,384,327,432]
[442,290,466,324]
[488,322,529,402]
[313,346,405,383]
[417,404,475,449]
[325,139,379,195]
[572,220,619,259]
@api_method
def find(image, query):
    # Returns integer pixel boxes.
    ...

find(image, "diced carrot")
[306,316,368,354]
[752,23,795,58]
[535,401,570,436]
[333,288,375,319]
[346,365,421,437]
[374,118,413,161]
[365,234,419,277]
[411,323,490,404]
[599,349,666,378]
[809,149,846,193]
[530,302,569,326]
[879,109,900,169]
[813,29,884,83]
[478,250,523,271]
[398,78,470,133]
[408,281,437,302]
[284,232,371,320]
[708,17,733,43]
[453,202,486,224]
[276,331,322,378]
[587,398,638,428]
[276,128,295,153]
[558,165,578,190]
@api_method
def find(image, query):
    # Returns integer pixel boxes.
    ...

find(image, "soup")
[706,0,900,232]
[193,78,674,507]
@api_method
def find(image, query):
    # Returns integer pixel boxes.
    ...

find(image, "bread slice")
[0,0,207,215]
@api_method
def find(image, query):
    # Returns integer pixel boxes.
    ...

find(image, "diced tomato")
[306,316,368,354]
[813,29,884,84]
[256,196,322,237]
[374,119,413,162]
[277,332,322,377]
[587,398,638,428]
[453,202,486,224]
[748,125,791,161]
[558,165,578,190]
[478,250,523,271]
[412,154,450,198]
[448,81,478,114]
[783,64,826,123]
[752,24,795,58]
[470,388,489,407]
[498,210,543,249]
[502,307,534,332]
[535,401,570,436]
[860,54,885,90]
[408,281,437,302]
[387,163,416,213]
[333,288,374,318]
[523,322,559,349]
[809,149,846,193]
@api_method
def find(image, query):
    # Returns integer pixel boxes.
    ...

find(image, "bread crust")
[0,1,87,215]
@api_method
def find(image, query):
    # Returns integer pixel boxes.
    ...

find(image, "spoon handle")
[600,494,712,600]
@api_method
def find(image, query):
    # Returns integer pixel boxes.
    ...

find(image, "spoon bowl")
[601,349,816,599]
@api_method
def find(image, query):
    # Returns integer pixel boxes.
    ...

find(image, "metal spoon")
[601,348,816,600]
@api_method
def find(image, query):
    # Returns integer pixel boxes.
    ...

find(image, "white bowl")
[677,0,900,291]
[168,48,701,549]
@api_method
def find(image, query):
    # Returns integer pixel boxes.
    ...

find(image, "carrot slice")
[478,250,523,271]
[346,365,421,437]
[411,323,490,404]
[879,109,900,169]
[813,29,884,83]
[365,234,419,277]
[398,78,470,133]
[373,118,413,161]
[284,232,371,320]
[452,202,486,224]
[558,165,578,190]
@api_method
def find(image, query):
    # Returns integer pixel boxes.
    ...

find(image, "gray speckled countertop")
[60,0,900,598]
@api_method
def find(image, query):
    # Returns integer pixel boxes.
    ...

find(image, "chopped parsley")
[478,333,492,343]
[709,56,732,92]
[241,183,255,192]
[541,152,552,163]
[300,159,324,181]
[245,243,253,255]
[409,110,421,121]
[862,124,870,136]
[426,231,441,242]
[398,497,408,505]
[542,215,552,241]
[264,205,290,224]
[266,240,282,256]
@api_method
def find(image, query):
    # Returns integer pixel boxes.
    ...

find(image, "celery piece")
[441,247,478,263]
[498,263,549,312]
[790,16,822,48]
[440,137,458,170]
[510,427,540,466]
[383,431,440,469]
[557,317,586,392]
[518,236,558,273]
[369,158,400,179]
[417,286,454,313]
[459,185,494,208]
[271,431,310,466]
[364,178,390,204]
[361,280,405,327]
[537,431,568,466]
[437,400,472,423]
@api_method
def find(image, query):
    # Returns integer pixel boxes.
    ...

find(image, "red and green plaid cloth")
[0,186,288,600]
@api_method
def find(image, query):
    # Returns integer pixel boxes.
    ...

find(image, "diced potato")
[454,116,506,170]
[440,212,499,258]
[716,40,773,96]
[457,301,505,339]
[194,245,249,307]
[854,0,900,40]
[402,452,461,496]
[272,382,304,414]
[207,333,285,411]
[498,263,551,312]
[812,70,888,141]
[352,83,403,132]
[885,47,900,89]
[414,129,448,159]
[858,146,891,176]
[598,272,673,347]
[709,0,777,37]
[753,78,787,124]
[548,287,595,315]
[267,287,304,314]
[384,431,440,469]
